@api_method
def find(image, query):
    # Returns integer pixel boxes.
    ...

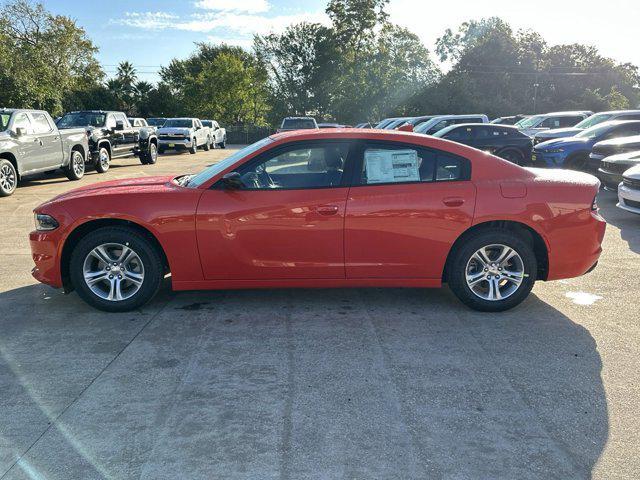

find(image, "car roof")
[283,116,315,120]
[447,123,518,129]
[537,111,592,116]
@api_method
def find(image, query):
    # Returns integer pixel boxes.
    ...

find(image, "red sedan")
[30,129,606,312]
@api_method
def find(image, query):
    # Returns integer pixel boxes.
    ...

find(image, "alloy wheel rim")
[100,150,109,168]
[0,164,16,192]
[73,152,84,175]
[465,244,525,301]
[150,144,157,161]
[83,243,145,301]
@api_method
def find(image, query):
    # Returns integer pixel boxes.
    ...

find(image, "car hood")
[535,128,582,139]
[603,150,640,162]
[623,164,640,179]
[594,135,640,148]
[158,127,192,135]
[42,175,176,205]
[535,137,591,150]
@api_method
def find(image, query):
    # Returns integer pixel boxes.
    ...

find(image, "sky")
[41,0,640,83]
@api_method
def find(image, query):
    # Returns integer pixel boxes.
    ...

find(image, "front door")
[196,141,352,280]
[344,141,476,279]
[11,113,42,174]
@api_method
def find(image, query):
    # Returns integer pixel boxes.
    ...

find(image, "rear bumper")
[546,210,606,281]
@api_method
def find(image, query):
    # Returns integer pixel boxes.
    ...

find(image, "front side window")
[236,143,349,190]
[31,113,53,134]
[0,113,13,132]
[558,116,583,127]
[12,113,32,132]
[443,127,472,140]
[358,144,469,185]
[541,117,561,128]
[105,115,117,130]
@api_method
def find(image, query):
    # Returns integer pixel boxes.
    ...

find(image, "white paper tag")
[365,149,420,184]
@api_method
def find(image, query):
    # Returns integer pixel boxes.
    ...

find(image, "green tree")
[0,0,102,115]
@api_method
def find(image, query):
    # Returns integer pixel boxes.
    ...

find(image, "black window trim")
[349,139,472,188]
[211,139,358,191]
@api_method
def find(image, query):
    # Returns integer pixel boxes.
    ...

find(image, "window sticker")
[365,149,420,184]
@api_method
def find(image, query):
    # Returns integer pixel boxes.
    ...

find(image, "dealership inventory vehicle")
[57,110,158,172]
[433,124,533,165]
[276,117,318,133]
[590,134,640,164]
[413,115,489,135]
[533,110,640,145]
[0,108,89,196]
[201,120,227,148]
[157,118,210,154]
[617,165,640,214]
[531,120,640,171]
[374,117,405,129]
[596,151,640,190]
[516,111,592,137]
[128,118,149,128]
[30,129,605,313]
[491,115,529,125]
[146,117,166,128]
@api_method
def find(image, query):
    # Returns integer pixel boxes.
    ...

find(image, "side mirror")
[14,127,27,137]
[115,120,125,131]
[195,125,201,130]
[397,124,414,132]
[222,172,243,189]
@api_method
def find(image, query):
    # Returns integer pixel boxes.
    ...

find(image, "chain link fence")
[225,125,276,145]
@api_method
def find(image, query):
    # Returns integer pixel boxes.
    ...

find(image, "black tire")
[141,142,158,165]
[219,136,227,149]
[497,148,524,165]
[447,229,537,312]
[65,149,85,181]
[95,146,110,173]
[0,159,18,197]
[69,226,164,312]
[189,138,197,154]
[203,137,211,151]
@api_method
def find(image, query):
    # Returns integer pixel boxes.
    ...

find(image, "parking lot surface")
[1,148,639,479]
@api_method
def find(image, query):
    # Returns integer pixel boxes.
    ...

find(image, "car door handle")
[316,205,339,215]
[443,197,465,207]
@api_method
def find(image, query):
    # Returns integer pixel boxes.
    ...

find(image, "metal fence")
[225,126,275,145]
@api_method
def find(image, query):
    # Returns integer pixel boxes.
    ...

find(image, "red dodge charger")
[29,129,606,312]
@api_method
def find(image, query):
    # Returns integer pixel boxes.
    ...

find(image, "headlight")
[546,148,565,153]
[34,213,59,231]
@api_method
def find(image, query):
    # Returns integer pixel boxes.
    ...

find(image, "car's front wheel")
[0,159,18,196]
[447,229,537,312]
[95,147,110,173]
[69,227,164,312]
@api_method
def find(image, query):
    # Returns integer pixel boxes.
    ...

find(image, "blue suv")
[531,120,640,171]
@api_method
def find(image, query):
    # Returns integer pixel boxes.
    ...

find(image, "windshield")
[147,118,166,127]
[282,118,316,129]
[163,119,193,128]
[0,113,11,132]
[187,137,274,188]
[385,118,409,129]
[576,123,614,139]
[515,115,543,129]
[574,114,612,130]
[58,112,106,128]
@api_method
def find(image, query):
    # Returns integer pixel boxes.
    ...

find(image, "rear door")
[196,140,353,280]
[30,112,62,168]
[344,141,476,279]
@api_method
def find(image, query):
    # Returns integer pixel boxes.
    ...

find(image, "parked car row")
[0,108,227,196]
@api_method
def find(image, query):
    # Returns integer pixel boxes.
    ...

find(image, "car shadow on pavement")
[597,189,640,254]
[0,283,607,479]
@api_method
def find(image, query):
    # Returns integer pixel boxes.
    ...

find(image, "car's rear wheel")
[141,142,158,165]
[203,136,211,151]
[95,147,110,173]
[65,149,85,180]
[447,229,537,312]
[0,159,18,196]
[189,138,197,154]
[497,148,524,165]
[70,227,164,312]
[219,136,226,149]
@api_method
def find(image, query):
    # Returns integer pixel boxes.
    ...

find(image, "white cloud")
[194,0,270,13]
[115,12,178,30]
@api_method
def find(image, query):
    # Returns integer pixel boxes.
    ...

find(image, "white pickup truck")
[201,120,227,149]
[157,118,211,154]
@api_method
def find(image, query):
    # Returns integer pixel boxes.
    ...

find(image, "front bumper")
[158,138,192,149]
[29,229,65,288]
[530,151,566,168]
[596,168,623,191]
[618,183,640,214]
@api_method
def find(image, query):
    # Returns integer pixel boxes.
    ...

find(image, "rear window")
[282,118,316,129]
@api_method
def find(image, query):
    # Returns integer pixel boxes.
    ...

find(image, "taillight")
[591,195,598,211]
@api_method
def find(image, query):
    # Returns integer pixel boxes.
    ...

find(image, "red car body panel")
[29,129,606,293]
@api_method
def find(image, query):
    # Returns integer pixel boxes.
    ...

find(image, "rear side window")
[558,116,584,127]
[31,113,53,134]
[358,143,470,185]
